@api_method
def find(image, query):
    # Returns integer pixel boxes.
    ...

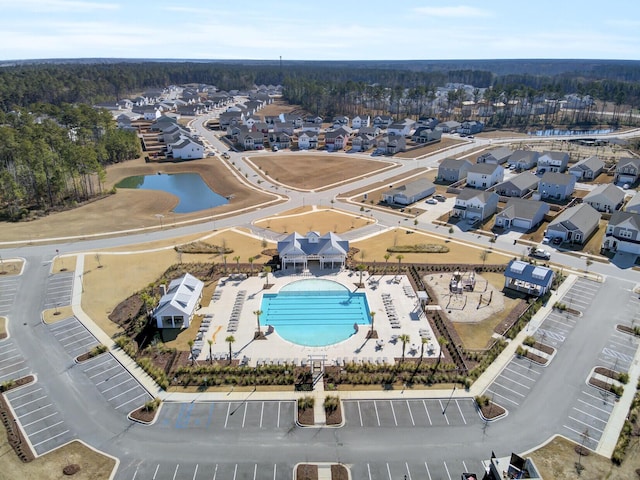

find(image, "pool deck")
[195,268,440,366]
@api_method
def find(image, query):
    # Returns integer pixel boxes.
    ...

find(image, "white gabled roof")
[154,273,204,319]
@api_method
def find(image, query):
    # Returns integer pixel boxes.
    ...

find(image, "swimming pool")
[260,279,371,347]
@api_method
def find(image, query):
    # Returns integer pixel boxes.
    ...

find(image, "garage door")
[513,218,532,229]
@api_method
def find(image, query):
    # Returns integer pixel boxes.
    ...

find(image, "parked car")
[425,198,438,205]
[552,237,562,245]
[433,194,446,202]
[529,248,551,260]
[221,152,230,159]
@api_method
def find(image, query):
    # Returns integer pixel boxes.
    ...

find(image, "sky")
[1,0,639,62]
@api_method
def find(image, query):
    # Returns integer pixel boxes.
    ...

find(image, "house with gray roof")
[467,163,504,189]
[325,128,351,151]
[351,115,370,129]
[625,193,640,214]
[460,120,484,135]
[170,137,204,160]
[268,132,291,150]
[504,260,555,297]
[387,118,416,137]
[297,131,318,150]
[153,273,204,329]
[277,232,349,270]
[452,189,499,222]
[411,127,442,144]
[477,147,513,165]
[545,203,600,244]
[537,151,570,174]
[538,172,576,201]
[437,120,461,133]
[583,183,625,213]
[614,157,640,185]
[601,211,640,256]
[241,131,265,150]
[494,171,539,198]
[351,132,374,152]
[372,115,394,128]
[381,179,436,205]
[569,155,604,180]
[375,134,406,154]
[494,198,549,230]
[507,150,539,171]
[438,158,473,183]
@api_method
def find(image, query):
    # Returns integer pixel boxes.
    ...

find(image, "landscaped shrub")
[475,395,490,407]
[298,396,315,411]
[324,395,339,414]
[143,398,161,412]
[88,344,108,358]
[0,379,16,392]
[617,372,630,384]
[522,336,536,347]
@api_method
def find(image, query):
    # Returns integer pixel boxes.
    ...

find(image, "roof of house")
[439,158,473,170]
[497,198,549,221]
[509,150,539,164]
[584,183,625,205]
[540,151,569,162]
[607,210,640,229]
[625,193,640,211]
[154,273,204,319]
[617,157,640,170]
[539,171,575,186]
[570,155,604,172]
[478,147,513,162]
[277,232,349,257]
[384,179,435,198]
[499,171,539,191]
[457,188,498,202]
[469,163,502,175]
[548,203,600,232]
[504,259,554,285]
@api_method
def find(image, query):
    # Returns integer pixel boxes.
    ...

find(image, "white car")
[529,248,551,260]
[425,198,437,205]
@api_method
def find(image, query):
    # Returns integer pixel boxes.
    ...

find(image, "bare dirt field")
[0,259,24,275]
[394,137,466,159]
[254,208,374,234]
[248,154,396,191]
[0,156,280,243]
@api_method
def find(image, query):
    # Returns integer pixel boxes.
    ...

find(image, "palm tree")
[207,339,213,364]
[233,256,240,272]
[248,256,255,275]
[225,335,235,364]
[435,336,448,370]
[396,254,404,273]
[263,266,272,287]
[357,264,366,286]
[369,311,376,337]
[253,309,263,336]
[420,337,428,359]
[223,255,228,274]
[480,249,490,267]
[399,334,410,363]
[383,253,391,274]
[187,339,195,365]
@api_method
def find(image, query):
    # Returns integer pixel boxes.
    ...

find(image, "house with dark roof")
[460,120,484,135]
[351,132,375,152]
[375,134,406,154]
[538,172,576,201]
[494,198,549,230]
[467,163,504,189]
[477,147,512,165]
[170,137,204,160]
[537,151,570,174]
[153,273,204,329]
[242,131,265,150]
[569,155,604,180]
[452,189,499,222]
[381,179,436,205]
[601,211,640,256]
[351,115,370,129]
[437,120,461,133]
[503,260,555,297]
[508,150,539,171]
[268,132,291,150]
[583,183,625,213]
[545,203,600,244]
[438,158,473,183]
[277,232,349,270]
[614,157,640,185]
[297,131,318,150]
[325,128,351,151]
[411,127,442,144]
[494,171,539,198]
[372,115,394,128]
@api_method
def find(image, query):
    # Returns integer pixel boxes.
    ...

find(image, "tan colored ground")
[529,435,640,480]
[0,316,5,336]
[249,154,395,191]
[254,208,374,234]
[0,259,24,276]
[0,434,116,480]
[42,307,74,324]
[394,137,466,159]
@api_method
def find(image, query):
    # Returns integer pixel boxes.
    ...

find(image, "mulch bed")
[0,332,6,340]
[295,464,348,480]
[523,350,548,365]
[75,350,107,363]
[129,405,158,423]
[0,375,36,463]
[298,407,314,426]
[325,403,342,426]
[478,401,506,420]
[617,324,639,336]
[594,367,618,379]
[532,341,555,355]
[588,377,621,395]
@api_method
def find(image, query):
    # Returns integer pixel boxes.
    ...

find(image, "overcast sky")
[1,0,639,61]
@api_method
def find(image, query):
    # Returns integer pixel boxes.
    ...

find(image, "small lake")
[527,128,616,136]
[115,173,228,213]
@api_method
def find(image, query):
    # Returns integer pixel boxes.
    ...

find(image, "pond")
[115,173,228,213]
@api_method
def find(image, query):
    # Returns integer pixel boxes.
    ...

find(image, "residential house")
[411,127,442,144]
[494,198,550,230]
[437,120,461,133]
[477,147,513,165]
[381,179,436,205]
[170,137,204,160]
[325,129,351,151]
[150,115,179,132]
[153,273,204,329]
[305,115,323,125]
[494,171,539,198]
[279,113,304,128]
[297,131,318,150]
[625,193,640,214]
[268,132,291,150]
[503,260,555,297]
[614,157,640,185]
[375,134,406,154]
[583,184,625,213]
[601,211,640,256]
[416,117,438,129]
[332,115,349,127]
[460,120,484,135]
[569,155,604,180]
[537,151,569,174]
[358,126,380,137]
[466,163,504,189]
[437,158,473,183]
[139,106,162,121]
[372,115,394,128]
[301,121,321,134]
[351,115,370,129]
[452,189,499,222]
[241,131,265,150]
[508,150,539,171]
[538,172,576,201]
[273,121,296,136]
[387,118,415,137]
[351,132,375,152]
[545,203,600,244]
[176,105,202,117]
[277,232,349,270]
[219,111,244,128]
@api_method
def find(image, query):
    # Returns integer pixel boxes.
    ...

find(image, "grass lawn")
[254,208,374,234]
[42,306,74,324]
[0,259,24,276]
[0,433,116,480]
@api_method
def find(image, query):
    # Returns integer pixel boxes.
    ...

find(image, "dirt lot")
[254,208,374,234]
[394,137,466,159]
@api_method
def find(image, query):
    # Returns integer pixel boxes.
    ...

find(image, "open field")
[0,155,280,243]
[254,208,374,234]
[394,137,466,158]
[248,154,395,191]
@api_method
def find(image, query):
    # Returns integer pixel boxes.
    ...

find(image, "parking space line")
[385,463,392,479]
[259,402,264,428]
[96,370,126,385]
[31,429,70,448]
[22,411,58,428]
[581,390,616,407]
[115,392,149,410]
[0,360,26,371]
[438,400,449,425]
[82,356,112,371]
[9,388,41,401]
[277,401,281,428]
[101,377,134,394]
[172,464,179,480]
[568,416,604,433]
[374,401,380,426]
[406,400,415,426]
[193,464,199,480]
[0,367,28,380]
[273,463,277,480]
[224,403,231,428]
[577,398,613,415]
[48,320,76,332]
[405,462,412,480]
[509,360,541,376]
[390,400,398,426]
[366,463,372,480]
[212,464,218,480]
[0,343,16,351]
[241,402,248,428]
[443,460,452,480]
[563,424,599,445]
[504,365,539,380]
[455,400,466,425]
[52,324,83,336]
[357,401,363,426]
[107,385,139,401]
[462,461,468,474]
[486,389,519,406]
[422,400,432,425]
[131,465,138,480]
[572,407,608,424]
[90,364,120,379]
[492,381,526,397]
[0,353,21,363]
[498,375,532,390]
[29,420,64,437]
[18,404,53,419]
[16,395,47,409]
[61,335,94,349]
[424,461,432,480]
[608,338,635,349]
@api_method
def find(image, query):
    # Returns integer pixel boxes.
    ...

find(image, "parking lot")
[42,271,74,310]
[342,398,479,428]
[157,400,296,431]
[352,458,486,480]
[118,461,292,480]
[48,316,99,358]
[81,354,152,413]
[0,275,19,316]
[485,355,543,408]
[5,382,75,455]
[0,339,30,382]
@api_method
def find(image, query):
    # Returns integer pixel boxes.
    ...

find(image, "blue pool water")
[260,279,371,347]
[115,173,228,213]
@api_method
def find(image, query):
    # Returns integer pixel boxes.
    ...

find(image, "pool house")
[277,231,349,270]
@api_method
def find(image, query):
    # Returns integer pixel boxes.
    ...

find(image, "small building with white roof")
[153,273,204,329]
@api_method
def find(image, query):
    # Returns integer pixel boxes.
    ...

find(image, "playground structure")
[449,270,476,294]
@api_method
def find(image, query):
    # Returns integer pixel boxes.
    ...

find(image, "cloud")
[0,0,120,11]
[413,6,491,17]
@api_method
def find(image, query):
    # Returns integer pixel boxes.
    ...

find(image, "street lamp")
[155,214,165,229]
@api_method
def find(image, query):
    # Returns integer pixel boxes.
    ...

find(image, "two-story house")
[467,163,504,189]
[452,189,499,222]
[477,147,513,165]
[437,120,461,133]
[508,150,539,171]
[601,211,640,256]
[387,118,415,137]
[614,157,640,185]
[351,133,375,152]
[538,172,576,201]
[460,120,484,135]
[351,115,370,129]
[411,127,442,144]
[493,171,539,198]
[438,158,473,183]
[297,131,318,150]
[537,151,570,174]
[375,134,406,154]
[372,115,394,129]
